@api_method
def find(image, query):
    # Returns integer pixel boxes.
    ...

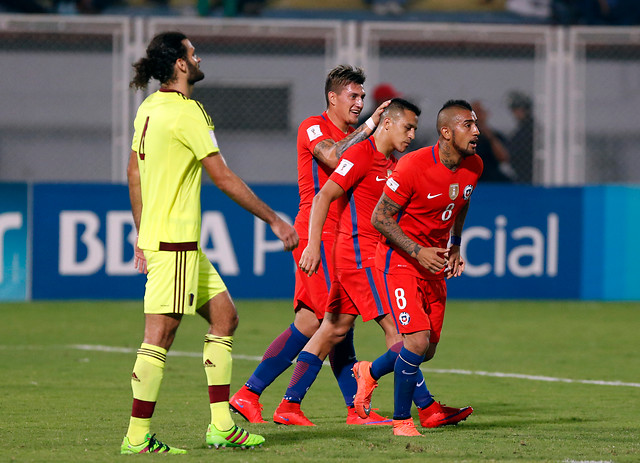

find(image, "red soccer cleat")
[229,385,268,423]
[346,406,392,425]
[418,401,473,428]
[273,400,316,426]
[392,419,422,436]
[352,361,378,419]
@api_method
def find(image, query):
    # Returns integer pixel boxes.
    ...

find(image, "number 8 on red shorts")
[375,269,447,344]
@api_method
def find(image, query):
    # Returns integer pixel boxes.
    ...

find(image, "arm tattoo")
[313,139,335,159]
[372,195,422,258]
[313,125,370,161]
[333,125,369,159]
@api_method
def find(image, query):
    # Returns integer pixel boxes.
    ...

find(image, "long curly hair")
[130,31,188,90]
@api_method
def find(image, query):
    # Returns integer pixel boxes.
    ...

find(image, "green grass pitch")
[1,300,639,462]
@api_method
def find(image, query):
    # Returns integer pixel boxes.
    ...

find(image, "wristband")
[365,117,376,131]
[450,235,461,246]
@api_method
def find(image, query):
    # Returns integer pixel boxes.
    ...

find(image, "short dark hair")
[437,99,473,132]
[130,31,188,90]
[383,97,421,120]
[324,65,366,107]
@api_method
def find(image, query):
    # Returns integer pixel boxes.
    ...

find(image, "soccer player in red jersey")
[270,98,421,426]
[230,65,389,425]
[353,99,483,436]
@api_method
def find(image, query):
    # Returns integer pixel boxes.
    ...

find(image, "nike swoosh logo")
[401,370,418,375]
[416,379,425,388]
[375,176,386,181]
[427,193,442,199]
[277,416,290,422]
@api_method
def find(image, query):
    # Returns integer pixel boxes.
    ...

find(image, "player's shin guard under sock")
[283,351,323,403]
[329,326,357,406]
[204,334,234,431]
[370,341,403,380]
[393,347,425,420]
[246,323,309,395]
[126,343,166,445]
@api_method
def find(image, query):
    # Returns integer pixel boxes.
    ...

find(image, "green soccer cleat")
[205,424,265,449]
[121,433,187,454]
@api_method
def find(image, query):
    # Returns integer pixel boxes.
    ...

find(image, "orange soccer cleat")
[392,419,422,436]
[352,361,378,419]
[346,406,392,425]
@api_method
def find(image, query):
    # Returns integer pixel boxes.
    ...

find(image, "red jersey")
[294,111,354,239]
[330,138,397,270]
[376,142,483,280]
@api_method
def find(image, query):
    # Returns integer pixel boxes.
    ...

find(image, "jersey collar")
[432,142,440,164]
[321,111,349,134]
[159,88,186,97]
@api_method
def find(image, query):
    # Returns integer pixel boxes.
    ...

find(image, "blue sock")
[370,341,402,380]
[246,323,309,395]
[393,347,425,420]
[283,351,324,403]
[328,327,357,407]
[413,370,434,409]
[370,342,433,407]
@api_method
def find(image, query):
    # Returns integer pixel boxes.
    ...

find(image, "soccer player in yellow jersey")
[121,31,298,454]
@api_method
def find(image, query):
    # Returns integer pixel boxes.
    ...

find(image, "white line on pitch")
[66,344,640,389]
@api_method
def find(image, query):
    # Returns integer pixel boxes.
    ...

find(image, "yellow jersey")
[131,89,219,251]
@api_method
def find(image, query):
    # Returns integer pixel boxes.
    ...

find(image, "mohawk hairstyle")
[437,99,474,131]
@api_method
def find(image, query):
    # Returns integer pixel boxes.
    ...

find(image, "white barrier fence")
[0,15,638,185]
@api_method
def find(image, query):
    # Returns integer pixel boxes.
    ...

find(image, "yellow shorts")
[143,246,227,315]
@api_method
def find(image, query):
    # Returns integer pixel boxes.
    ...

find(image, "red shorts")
[326,267,389,322]
[375,269,447,343]
[292,238,334,319]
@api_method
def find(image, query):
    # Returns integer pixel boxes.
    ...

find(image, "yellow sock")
[126,417,151,446]
[203,334,234,430]
[126,343,166,445]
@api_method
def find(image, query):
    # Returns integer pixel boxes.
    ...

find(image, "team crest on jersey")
[387,169,393,177]
[307,124,323,141]
[449,183,459,200]
[399,312,410,326]
[463,184,474,200]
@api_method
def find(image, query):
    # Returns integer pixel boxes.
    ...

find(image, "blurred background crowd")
[1,0,639,24]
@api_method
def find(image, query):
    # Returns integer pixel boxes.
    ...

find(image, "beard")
[187,61,205,85]
[452,131,476,158]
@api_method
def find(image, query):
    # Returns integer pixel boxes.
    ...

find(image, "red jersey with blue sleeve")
[330,138,397,270]
[294,111,354,239]
[376,142,483,280]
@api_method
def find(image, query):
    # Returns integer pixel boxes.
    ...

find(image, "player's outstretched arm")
[127,150,147,274]
[372,193,448,274]
[313,100,392,169]
[202,152,299,251]
[299,180,344,275]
